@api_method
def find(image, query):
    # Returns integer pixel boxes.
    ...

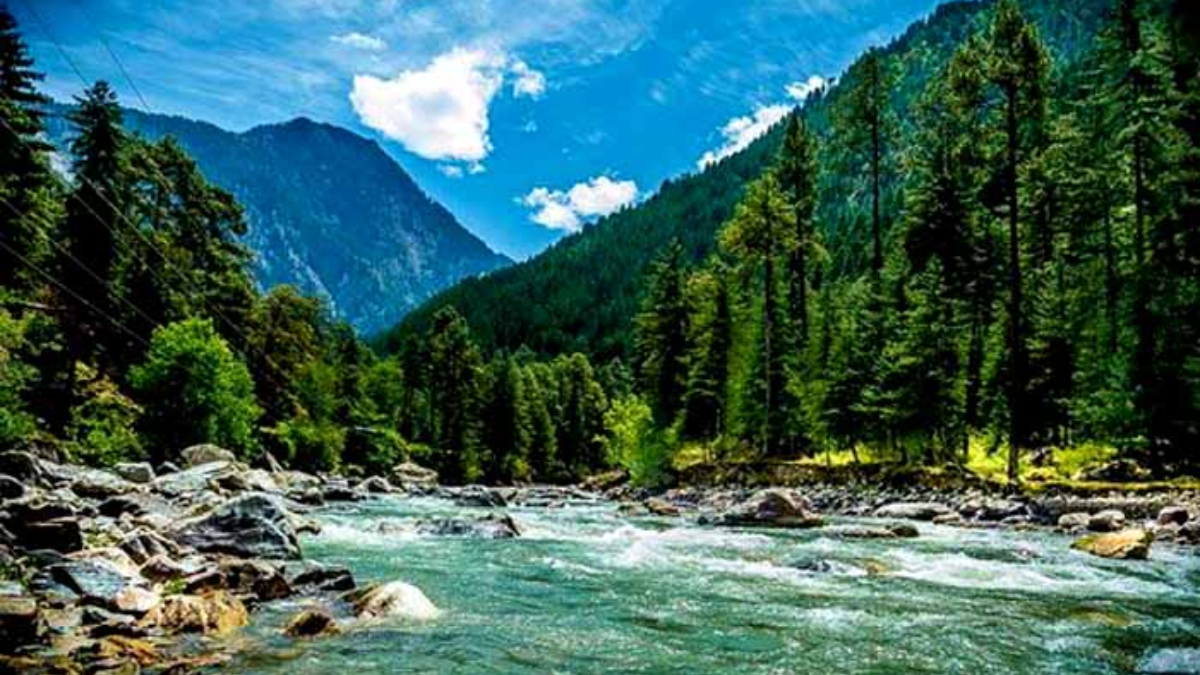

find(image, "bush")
[268,415,344,473]
[603,395,672,487]
[343,425,406,476]
[67,364,142,466]
[0,309,36,445]
[129,318,260,462]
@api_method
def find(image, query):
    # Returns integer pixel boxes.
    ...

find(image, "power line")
[13,0,93,88]
[0,237,149,349]
[67,0,152,113]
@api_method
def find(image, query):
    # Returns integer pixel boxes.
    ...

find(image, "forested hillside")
[42,107,510,333]
[386,0,1107,360]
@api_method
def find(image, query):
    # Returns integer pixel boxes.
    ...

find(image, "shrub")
[130,318,260,462]
[268,415,344,473]
[67,363,142,466]
[603,394,672,487]
[0,309,36,445]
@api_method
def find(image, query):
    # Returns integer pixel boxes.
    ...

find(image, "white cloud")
[521,175,639,233]
[786,75,825,101]
[438,164,465,178]
[350,47,505,162]
[696,103,790,170]
[510,60,546,98]
[331,31,387,51]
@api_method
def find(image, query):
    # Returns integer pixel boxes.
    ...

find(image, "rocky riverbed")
[1,448,1197,674]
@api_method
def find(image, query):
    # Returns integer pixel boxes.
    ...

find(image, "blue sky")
[16,0,941,260]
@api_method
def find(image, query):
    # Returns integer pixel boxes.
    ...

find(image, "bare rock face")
[717,489,825,528]
[1071,529,1153,560]
[172,494,301,560]
[283,607,340,638]
[345,581,440,622]
[139,591,248,635]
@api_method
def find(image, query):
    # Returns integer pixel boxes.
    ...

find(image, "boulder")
[414,514,522,539]
[1087,509,1127,532]
[47,559,148,612]
[285,562,356,594]
[717,489,824,528]
[52,465,136,499]
[1057,512,1091,531]
[0,451,43,483]
[932,512,963,525]
[172,494,301,560]
[1157,505,1190,527]
[644,497,680,517]
[113,463,154,485]
[453,486,507,508]
[283,608,340,638]
[0,595,41,647]
[119,528,181,565]
[1071,529,1153,560]
[180,444,237,467]
[346,581,440,621]
[391,462,437,488]
[825,523,919,540]
[358,476,393,494]
[139,591,248,635]
[82,606,144,638]
[22,518,84,553]
[217,559,292,602]
[0,475,24,501]
[976,499,1026,522]
[152,461,241,497]
[872,502,953,521]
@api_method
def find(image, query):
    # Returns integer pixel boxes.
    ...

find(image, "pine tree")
[632,241,689,426]
[720,174,796,455]
[839,47,896,274]
[426,306,484,483]
[680,263,731,440]
[775,115,819,346]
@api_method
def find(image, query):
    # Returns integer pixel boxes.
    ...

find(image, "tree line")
[0,6,626,483]
[629,0,1199,482]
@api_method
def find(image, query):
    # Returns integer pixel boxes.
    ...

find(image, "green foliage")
[130,318,259,462]
[603,395,670,488]
[66,363,142,466]
[269,414,344,473]
[0,308,37,444]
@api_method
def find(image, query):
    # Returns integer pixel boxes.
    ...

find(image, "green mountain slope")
[384,0,1104,359]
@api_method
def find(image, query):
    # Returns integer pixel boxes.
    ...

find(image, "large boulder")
[172,494,301,560]
[825,524,920,540]
[1071,529,1153,560]
[391,462,437,488]
[152,461,241,497]
[218,559,292,602]
[283,608,340,638]
[1157,505,1190,527]
[1057,512,1091,531]
[180,444,237,468]
[0,595,42,648]
[414,514,522,539]
[284,562,356,595]
[46,558,153,613]
[119,528,181,565]
[717,489,824,528]
[872,502,954,521]
[113,463,154,485]
[644,497,680,517]
[453,486,507,508]
[1087,509,1127,532]
[346,581,440,621]
[139,591,248,635]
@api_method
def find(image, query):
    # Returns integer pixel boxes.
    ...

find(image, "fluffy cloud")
[786,75,826,102]
[350,48,505,162]
[510,60,546,98]
[696,104,790,170]
[350,48,548,166]
[330,31,387,51]
[521,175,639,233]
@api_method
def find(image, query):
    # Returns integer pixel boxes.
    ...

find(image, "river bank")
[1,448,1196,673]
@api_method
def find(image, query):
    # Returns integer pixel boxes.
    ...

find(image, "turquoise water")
[228,495,1200,674]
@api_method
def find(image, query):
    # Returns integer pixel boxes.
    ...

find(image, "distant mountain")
[385,0,1106,359]
[45,110,510,333]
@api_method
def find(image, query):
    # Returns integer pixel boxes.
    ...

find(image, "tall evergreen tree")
[680,263,731,440]
[426,306,484,483]
[839,47,896,274]
[632,241,689,426]
[775,115,819,346]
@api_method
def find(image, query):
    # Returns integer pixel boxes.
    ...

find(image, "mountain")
[384,0,1105,360]
[45,110,510,333]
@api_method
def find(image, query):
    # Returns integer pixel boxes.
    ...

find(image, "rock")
[263,452,285,474]
[152,461,241,497]
[716,489,824,528]
[1057,512,1091,531]
[322,485,360,502]
[113,463,154,484]
[55,465,136,499]
[872,502,953,521]
[580,468,628,492]
[172,494,301,559]
[218,559,291,602]
[99,495,148,518]
[790,559,863,575]
[825,523,919,540]
[119,529,181,565]
[358,476,393,494]
[138,555,186,584]
[1087,509,1127,532]
[976,499,1026,522]
[158,462,180,475]
[1179,520,1200,543]
[888,523,920,538]
[391,462,437,488]
[22,518,84,553]
[644,497,680,517]
[932,512,962,525]
[180,444,237,467]
[0,451,43,483]
[1157,505,1190,527]
[283,608,340,638]
[0,595,41,647]
[139,591,248,635]
[346,581,440,621]
[1071,528,1153,560]
[47,559,149,612]
[285,563,356,594]
[82,606,143,638]
[414,514,522,539]
[453,486,507,508]
[0,475,24,500]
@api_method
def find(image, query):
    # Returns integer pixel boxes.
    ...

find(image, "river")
[225,494,1200,674]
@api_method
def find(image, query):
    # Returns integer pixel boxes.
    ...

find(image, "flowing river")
[226,495,1200,674]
